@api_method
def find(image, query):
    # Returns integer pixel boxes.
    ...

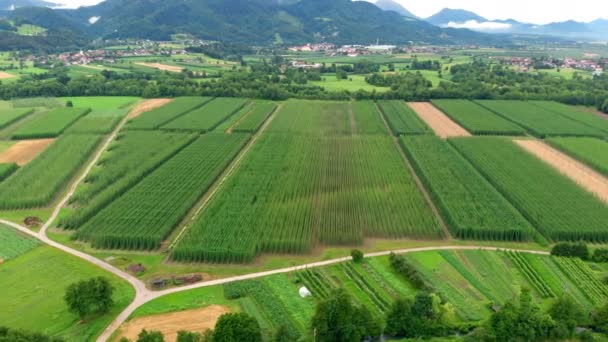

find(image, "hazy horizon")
[55,0,608,25]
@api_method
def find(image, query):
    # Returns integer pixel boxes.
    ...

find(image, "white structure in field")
[299,286,312,298]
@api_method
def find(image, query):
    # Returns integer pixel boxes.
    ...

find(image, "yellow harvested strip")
[135,62,183,73]
[407,102,471,139]
[514,139,608,204]
[0,139,55,166]
[116,305,230,342]
[128,99,173,119]
[0,71,16,80]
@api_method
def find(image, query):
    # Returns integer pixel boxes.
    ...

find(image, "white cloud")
[88,16,100,24]
[445,20,512,31]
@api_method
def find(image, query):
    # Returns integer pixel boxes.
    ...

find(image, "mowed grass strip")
[400,136,535,241]
[65,108,129,134]
[0,134,103,209]
[0,224,39,260]
[162,98,248,132]
[0,246,134,341]
[127,97,212,129]
[61,131,197,229]
[0,108,34,129]
[11,107,91,139]
[232,101,278,133]
[476,100,604,138]
[431,99,525,135]
[377,100,431,136]
[76,133,250,250]
[172,133,441,264]
[451,137,608,242]
[546,137,608,176]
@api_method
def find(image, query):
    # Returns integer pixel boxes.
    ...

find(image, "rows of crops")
[172,133,441,263]
[451,137,608,242]
[60,131,197,229]
[431,100,525,135]
[377,100,430,135]
[0,108,34,129]
[476,100,604,138]
[531,101,608,134]
[553,257,608,303]
[232,101,278,133]
[400,136,535,241]
[76,134,249,250]
[546,137,608,176]
[266,100,353,136]
[127,97,211,129]
[506,251,555,298]
[0,225,39,260]
[0,134,102,209]
[162,98,248,132]
[11,107,91,139]
[65,109,128,134]
[0,163,17,181]
[350,101,388,135]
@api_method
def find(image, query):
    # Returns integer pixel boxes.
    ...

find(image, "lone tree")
[351,249,364,263]
[64,277,114,320]
[65,100,73,107]
[213,312,262,342]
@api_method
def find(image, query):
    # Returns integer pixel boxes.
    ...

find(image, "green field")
[377,100,431,136]
[310,74,390,92]
[127,97,211,130]
[59,97,140,110]
[531,101,608,135]
[0,224,38,260]
[0,162,17,181]
[11,107,91,139]
[0,108,35,130]
[0,244,134,341]
[162,98,248,132]
[66,109,129,134]
[546,137,608,176]
[431,100,525,135]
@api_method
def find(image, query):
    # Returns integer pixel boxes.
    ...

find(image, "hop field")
[126,97,212,129]
[266,100,353,136]
[531,101,608,135]
[546,137,608,176]
[0,108,34,129]
[377,100,431,135]
[162,98,248,132]
[451,137,608,242]
[232,101,278,133]
[0,163,17,181]
[431,99,525,135]
[76,133,250,250]
[11,107,91,139]
[65,108,129,134]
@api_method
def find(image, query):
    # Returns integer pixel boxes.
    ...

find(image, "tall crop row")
[172,132,441,264]
[0,134,103,209]
[61,131,197,229]
[431,100,525,135]
[553,257,608,303]
[377,100,430,136]
[11,107,91,139]
[75,133,249,250]
[451,137,608,242]
[162,98,248,132]
[0,108,34,129]
[476,100,604,138]
[126,97,212,129]
[232,101,278,133]
[400,136,535,241]
[546,137,608,177]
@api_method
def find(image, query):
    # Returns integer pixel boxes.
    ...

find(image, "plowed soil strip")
[135,62,183,73]
[117,305,230,342]
[514,139,608,204]
[0,138,54,165]
[128,99,173,119]
[0,71,15,80]
[407,102,471,138]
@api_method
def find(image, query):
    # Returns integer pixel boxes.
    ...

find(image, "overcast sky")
[57,0,608,24]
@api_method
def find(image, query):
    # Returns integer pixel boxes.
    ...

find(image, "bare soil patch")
[0,138,54,165]
[407,102,471,138]
[514,139,608,204]
[128,99,173,119]
[117,305,230,342]
[0,71,16,80]
[135,62,184,73]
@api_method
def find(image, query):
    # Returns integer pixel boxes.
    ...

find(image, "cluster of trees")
[410,58,442,71]
[64,277,114,320]
[0,327,63,342]
[551,242,608,263]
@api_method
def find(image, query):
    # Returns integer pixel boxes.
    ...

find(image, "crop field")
[127,97,212,129]
[377,100,431,135]
[531,101,608,134]
[400,136,535,241]
[162,98,248,132]
[351,101,388,135]
[0,108,34,129]
[58,96,139,110]
[11,107,91,139]
[61,131,197,229]
[0,245,134,341]
[65,109,129,134]
[172,100,440,263]
[76,134,249,250]
[0,163,17,181]
[431,99,526,135]
[476,100,605,138]
[451,137,608,242]
[547,137,608,176]
[0,134,103,209]
[231,101,278,133]
[0,225,38,260]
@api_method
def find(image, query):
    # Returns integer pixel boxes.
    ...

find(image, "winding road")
[0,102,550,342]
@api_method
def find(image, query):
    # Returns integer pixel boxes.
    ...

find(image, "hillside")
[372,0,418,18]
[426,8,486,26]
[0,0,58,10]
